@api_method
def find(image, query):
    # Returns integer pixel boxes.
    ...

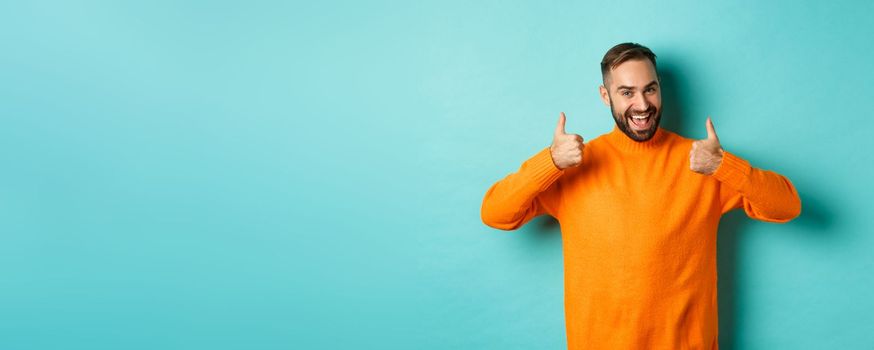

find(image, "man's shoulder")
[661,128,695,145]
[586,132,610,145]
[584,128,695,148]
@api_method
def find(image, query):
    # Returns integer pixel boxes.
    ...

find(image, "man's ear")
[599,85,610,107]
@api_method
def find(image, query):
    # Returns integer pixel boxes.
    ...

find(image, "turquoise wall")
[2,1,871,349]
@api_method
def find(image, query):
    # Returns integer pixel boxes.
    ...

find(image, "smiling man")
[480,43,802,349]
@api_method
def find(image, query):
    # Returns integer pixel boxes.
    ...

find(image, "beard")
[609,96,662,142]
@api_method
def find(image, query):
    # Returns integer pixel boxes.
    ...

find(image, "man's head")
[598,43,662,142]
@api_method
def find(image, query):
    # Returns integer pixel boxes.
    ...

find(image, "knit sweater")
[480,125,801,349]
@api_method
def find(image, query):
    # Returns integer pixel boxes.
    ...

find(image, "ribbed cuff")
[523,147,566,191]
[711,150,751,191]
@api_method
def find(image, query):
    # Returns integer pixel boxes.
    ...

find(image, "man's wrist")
[709,148,725,175]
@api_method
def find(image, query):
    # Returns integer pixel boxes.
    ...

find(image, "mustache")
[624,106,657,117]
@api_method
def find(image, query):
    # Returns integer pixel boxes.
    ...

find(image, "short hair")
[600,42,658,85]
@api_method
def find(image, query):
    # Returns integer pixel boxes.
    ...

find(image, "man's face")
[599,59,662,142]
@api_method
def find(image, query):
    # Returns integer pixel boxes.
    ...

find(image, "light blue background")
[1,1,872,349]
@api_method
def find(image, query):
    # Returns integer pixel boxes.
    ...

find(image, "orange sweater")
[481,125,801,349]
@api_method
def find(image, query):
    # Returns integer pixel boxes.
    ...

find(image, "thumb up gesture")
[689,116,724,175]
[550,112,585,170]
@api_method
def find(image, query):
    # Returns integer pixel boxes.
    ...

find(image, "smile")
[629,114,652,130]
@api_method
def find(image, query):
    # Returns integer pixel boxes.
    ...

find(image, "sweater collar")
[605,124,668,152]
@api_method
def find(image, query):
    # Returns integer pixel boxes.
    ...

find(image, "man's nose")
[634,93,650,111]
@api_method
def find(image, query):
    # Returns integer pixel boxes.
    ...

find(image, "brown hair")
[600,42,658,84]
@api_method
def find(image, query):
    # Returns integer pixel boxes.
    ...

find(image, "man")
[480,42,801,349]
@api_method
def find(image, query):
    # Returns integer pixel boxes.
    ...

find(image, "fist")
[550,112,585,170]
[689,116,724,175]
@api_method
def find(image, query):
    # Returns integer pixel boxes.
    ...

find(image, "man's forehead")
[607,59,658,88]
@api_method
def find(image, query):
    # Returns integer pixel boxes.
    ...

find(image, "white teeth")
[632,115,648,119]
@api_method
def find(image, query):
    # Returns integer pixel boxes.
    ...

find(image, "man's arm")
[713,151,802,222]
[689,117,801,222]
[481,147,564,230]
[481,112,584,230]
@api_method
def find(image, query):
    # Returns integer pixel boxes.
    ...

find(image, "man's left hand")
[689,116,724,175]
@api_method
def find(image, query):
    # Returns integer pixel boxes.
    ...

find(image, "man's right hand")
[550,112,585,170]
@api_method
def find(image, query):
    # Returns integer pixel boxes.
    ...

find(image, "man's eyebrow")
[615,81,659,91]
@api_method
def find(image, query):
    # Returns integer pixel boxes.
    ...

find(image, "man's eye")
[622,91,632,97]
[645,87,656,93]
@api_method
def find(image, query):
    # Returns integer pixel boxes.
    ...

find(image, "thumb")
[705,116,719,142]
[555,112,567,136]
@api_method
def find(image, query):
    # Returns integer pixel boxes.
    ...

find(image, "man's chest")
[559,153,720,228]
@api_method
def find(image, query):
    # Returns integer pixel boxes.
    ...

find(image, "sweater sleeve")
[713,150,802,223]
[481,146,565,230]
